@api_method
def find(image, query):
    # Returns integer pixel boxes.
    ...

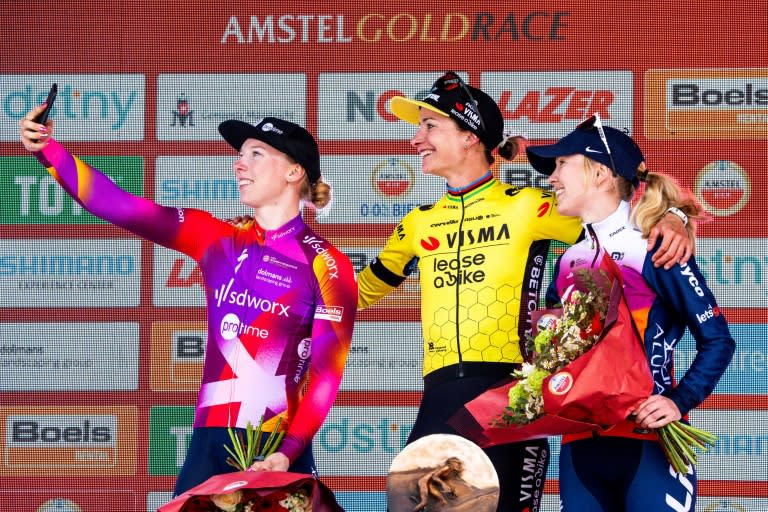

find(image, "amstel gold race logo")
[372,158,415,197]
[694,160,751,217]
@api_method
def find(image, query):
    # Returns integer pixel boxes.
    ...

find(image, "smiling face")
[233,138,297,209]
[409,110,470,181]
[547,154,595,218]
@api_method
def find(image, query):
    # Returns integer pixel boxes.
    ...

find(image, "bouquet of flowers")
[158,470,343,512]
[159,416,344,512]
[448,254,717,474]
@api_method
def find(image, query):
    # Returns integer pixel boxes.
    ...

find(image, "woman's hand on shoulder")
[646,214,692,269]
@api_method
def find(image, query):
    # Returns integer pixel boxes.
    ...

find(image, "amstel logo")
[372,158,414,197]
[694,160,751,217]
[548,371,574,395]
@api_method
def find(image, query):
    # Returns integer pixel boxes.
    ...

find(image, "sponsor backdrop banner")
[0,1,765,510]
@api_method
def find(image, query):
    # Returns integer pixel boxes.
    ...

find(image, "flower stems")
[657,420,717,474]
[224,415,285,471]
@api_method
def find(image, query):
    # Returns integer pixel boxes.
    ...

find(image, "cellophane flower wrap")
[449,253,718,473]
[449,253,651,444]
[159,416,344,512]
[158,470,344,512]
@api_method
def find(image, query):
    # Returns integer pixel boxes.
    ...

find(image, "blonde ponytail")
[631,172,710,249]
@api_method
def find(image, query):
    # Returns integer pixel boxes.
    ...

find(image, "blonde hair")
[300,177,332,209]
[631,172,710,250]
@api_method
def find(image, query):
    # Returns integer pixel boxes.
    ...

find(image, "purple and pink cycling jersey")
[36,139,358,461]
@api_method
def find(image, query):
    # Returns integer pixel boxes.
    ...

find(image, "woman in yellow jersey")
[357,71,692,511]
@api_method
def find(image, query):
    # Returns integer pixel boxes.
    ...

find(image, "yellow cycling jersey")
[358,174,582,377]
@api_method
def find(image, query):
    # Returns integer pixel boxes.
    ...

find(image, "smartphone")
[35,83,58,124]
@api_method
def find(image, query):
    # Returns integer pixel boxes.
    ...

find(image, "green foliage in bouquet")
[224,415,286,471]
[499,268,610,427]
[499,266,719,474]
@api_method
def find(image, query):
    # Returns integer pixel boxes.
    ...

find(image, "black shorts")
[409,363,549,512]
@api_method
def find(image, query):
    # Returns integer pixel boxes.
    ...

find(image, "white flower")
[520,362,536,378]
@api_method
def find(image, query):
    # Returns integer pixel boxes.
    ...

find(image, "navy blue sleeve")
[545,253,564,308]
[642,251,736,416]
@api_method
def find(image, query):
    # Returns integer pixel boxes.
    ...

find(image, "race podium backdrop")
[1,2,766,510]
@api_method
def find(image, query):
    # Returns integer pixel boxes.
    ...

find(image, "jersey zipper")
[587,224,601,267]
[455,193,467,378]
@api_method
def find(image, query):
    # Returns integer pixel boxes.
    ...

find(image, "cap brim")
[390,96,449,125]
[525,142,568,176]
[218,120,254,151]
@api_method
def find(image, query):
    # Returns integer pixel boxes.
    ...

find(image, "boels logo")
[644,69,768,140]
[0,406,136,476]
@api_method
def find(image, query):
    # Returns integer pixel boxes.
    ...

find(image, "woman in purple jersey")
[20,105,358,496]
[527,115,735,511]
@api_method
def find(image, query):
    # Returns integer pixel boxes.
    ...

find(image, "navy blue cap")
[527,124,645,186]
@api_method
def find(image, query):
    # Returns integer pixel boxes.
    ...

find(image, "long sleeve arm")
[277,247,358,462]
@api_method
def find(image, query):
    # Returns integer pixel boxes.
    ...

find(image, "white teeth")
[419,150,433,158]
[238,179,253,186]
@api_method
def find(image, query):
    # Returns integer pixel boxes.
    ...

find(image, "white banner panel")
[0,239,141,308]
[0,322,139,391]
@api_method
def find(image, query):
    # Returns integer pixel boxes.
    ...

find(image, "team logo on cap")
[372,158,414,197]
[694,160,751,217]
[261,122,284,135]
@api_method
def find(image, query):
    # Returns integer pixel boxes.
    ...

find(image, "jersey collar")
[584,201,632,244]
[243,214,305,245]
[446,171,494,197]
